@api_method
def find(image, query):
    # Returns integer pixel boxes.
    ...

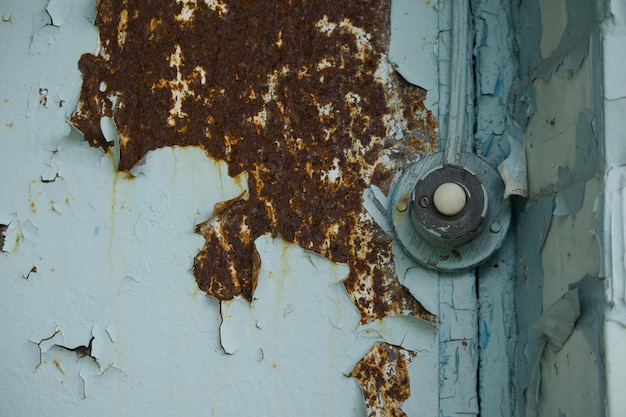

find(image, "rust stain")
[53,359,65,374]
[350,342,416,417]
[72,0,437,324]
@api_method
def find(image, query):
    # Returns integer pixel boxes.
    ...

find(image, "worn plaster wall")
[0,0,449,416]
[511,0,607,416]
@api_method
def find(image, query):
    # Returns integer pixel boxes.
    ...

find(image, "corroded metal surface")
[72,0,437,324]
[350,342,417,417]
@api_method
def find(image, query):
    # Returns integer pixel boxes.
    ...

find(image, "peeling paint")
[1,215,21,253]
[72,0,438,327]
[0,0,516,415]
[389,0,438,111]
[533,288,580,351]
[350,342,416,417]
[511,0,606,414]
[30,325,123,400]
[0,223,7,251]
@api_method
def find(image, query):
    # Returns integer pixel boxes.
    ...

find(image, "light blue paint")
[0,2,447,417]
[389,0,439,111]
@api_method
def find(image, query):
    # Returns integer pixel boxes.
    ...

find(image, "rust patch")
[350,342,417,417]
[72,0,437,324]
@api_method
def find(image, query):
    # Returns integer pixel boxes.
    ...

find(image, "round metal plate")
[388,152,511,271]
[410,164,487,247]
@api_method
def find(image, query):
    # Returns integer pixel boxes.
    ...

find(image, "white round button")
[433,182,466,216]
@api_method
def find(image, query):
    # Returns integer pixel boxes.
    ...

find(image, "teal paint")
[568,275,606,417]
[471,1,520,416]
[513,196,554,416]
[473,0,517,161]
[478,235,516,417]
[510,0,607,415]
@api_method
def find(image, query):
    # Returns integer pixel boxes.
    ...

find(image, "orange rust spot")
[350,343,416,417]
[73,0,438,324]
[30,201,36,213]
[5,122,13,128]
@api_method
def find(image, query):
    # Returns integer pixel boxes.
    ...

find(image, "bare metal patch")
[350,342,417,417]
[72,1,437,325]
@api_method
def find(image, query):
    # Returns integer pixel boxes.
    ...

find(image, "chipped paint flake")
[350,342,417,417]
[72,0,438,325]
[175,0,228,22]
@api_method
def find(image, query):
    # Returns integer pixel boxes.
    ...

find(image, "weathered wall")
[5,0,592,415]
[0,1,446,416]
[511,0,607,416]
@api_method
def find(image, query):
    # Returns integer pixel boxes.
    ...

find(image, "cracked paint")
[30,325,123,400]
[1,0,444,415]
[71,0,438,327]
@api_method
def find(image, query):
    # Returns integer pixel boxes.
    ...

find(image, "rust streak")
[72,0,438,324]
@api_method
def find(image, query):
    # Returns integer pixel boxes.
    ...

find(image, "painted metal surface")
[0,0,447,416]
[1,0,555,415]
[71,0,438,327]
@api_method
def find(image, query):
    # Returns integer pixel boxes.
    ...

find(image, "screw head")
[396,201,408,212]
[490,221,501,233]
[418,196,430,208]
